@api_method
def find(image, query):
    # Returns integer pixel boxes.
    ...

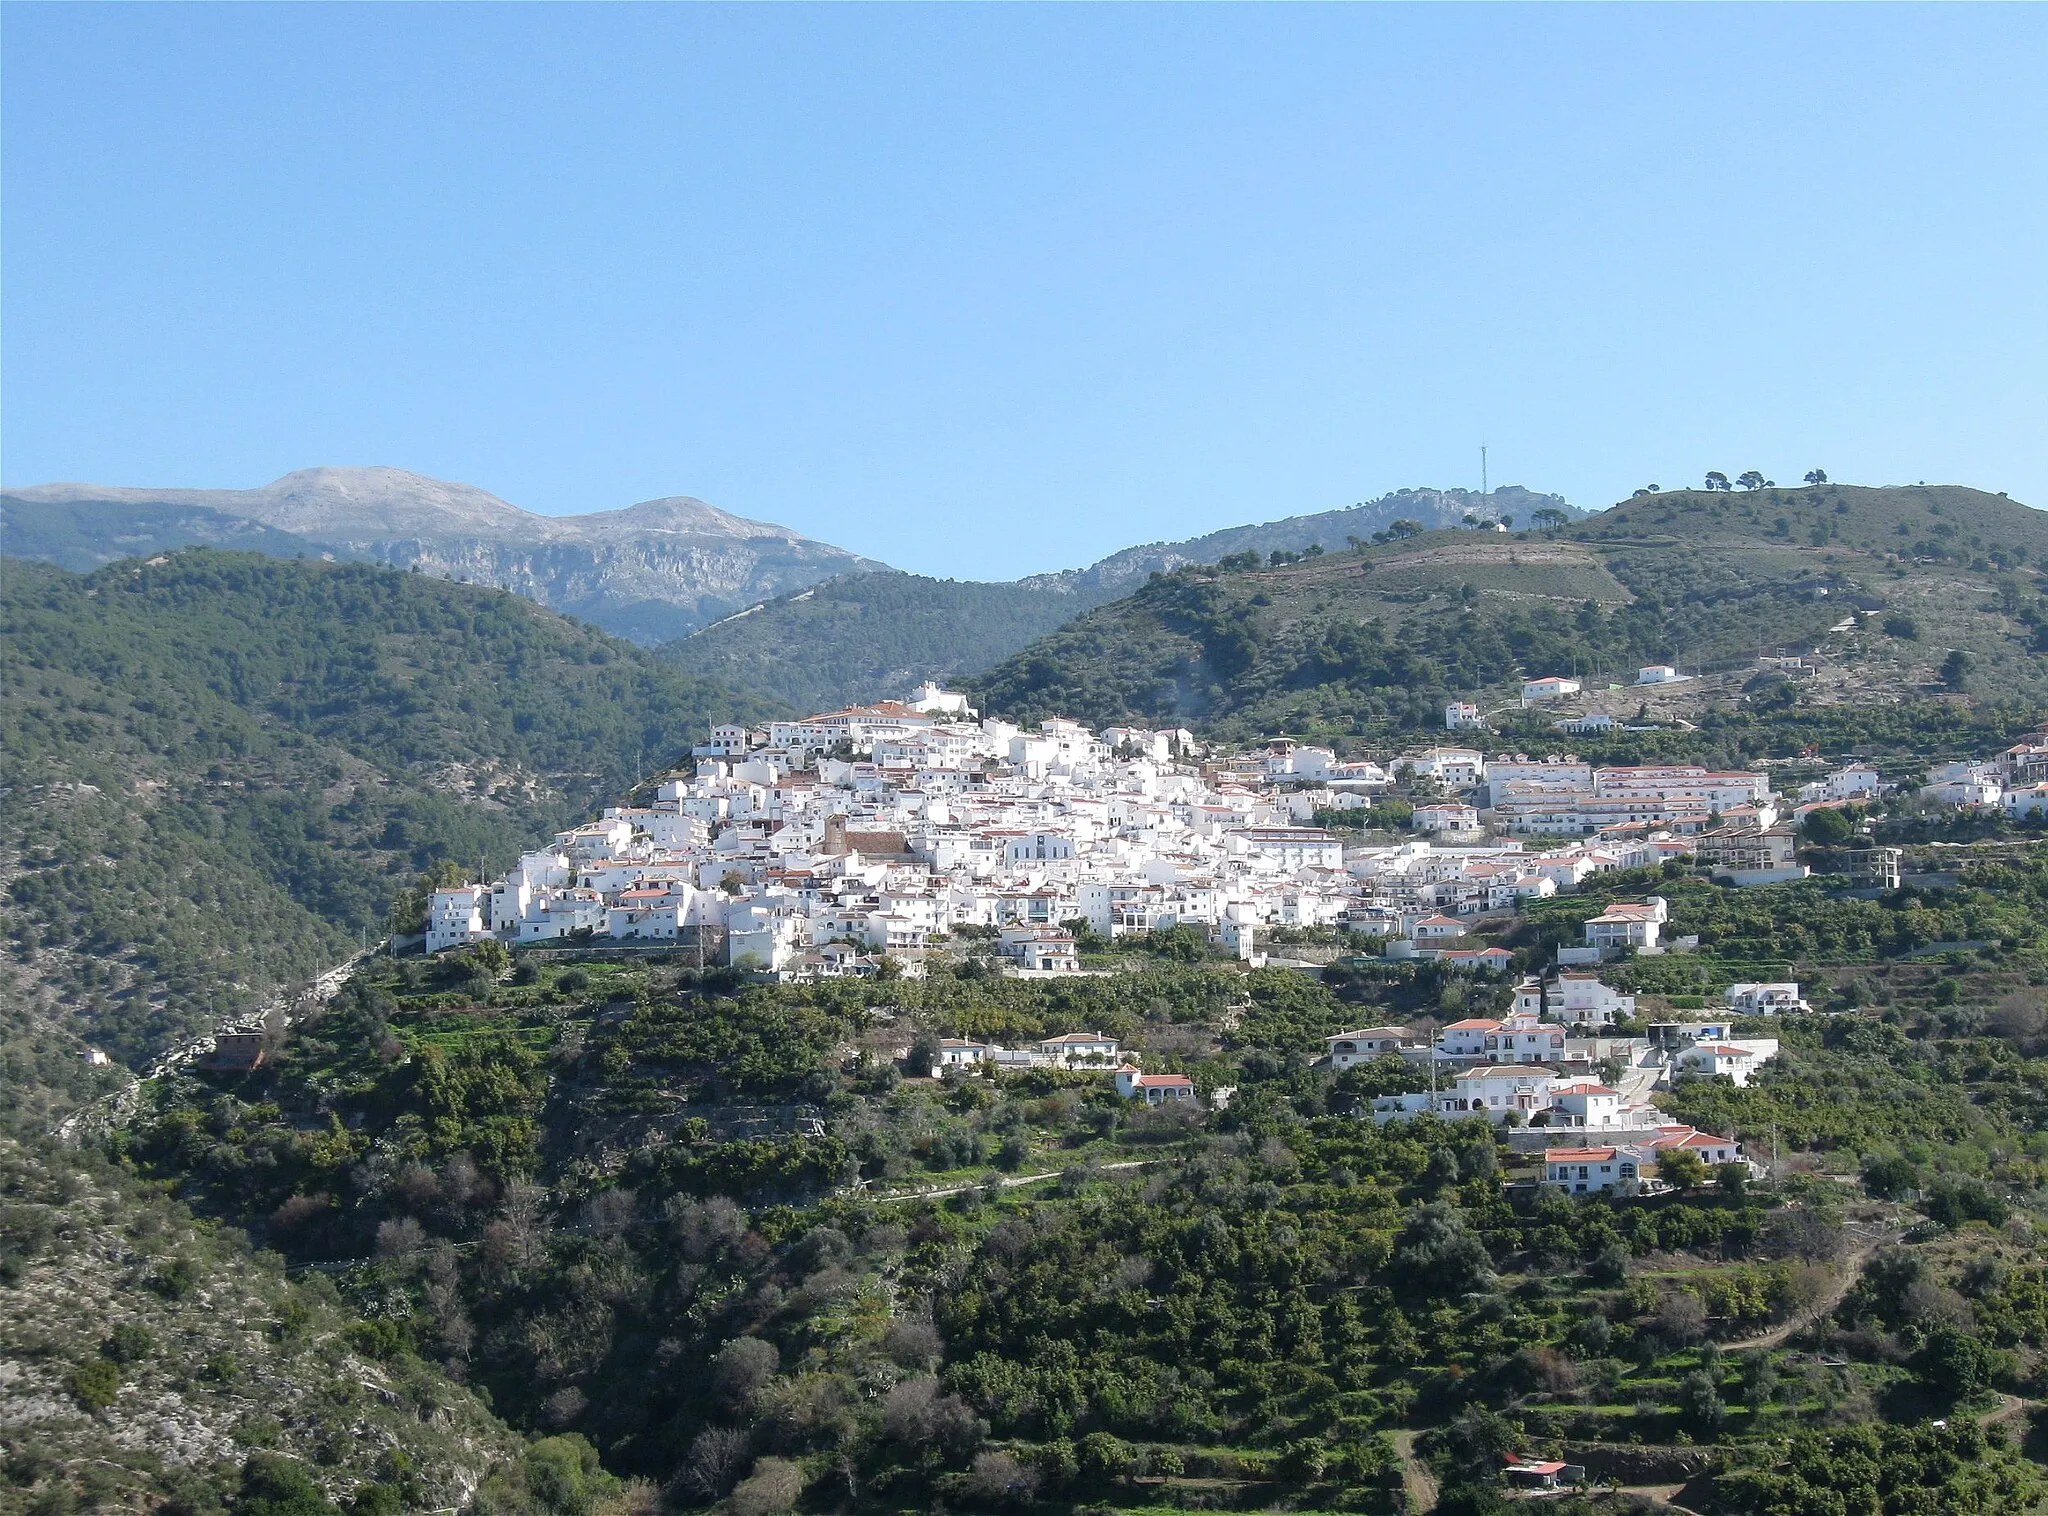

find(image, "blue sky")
[5,4,2044,579]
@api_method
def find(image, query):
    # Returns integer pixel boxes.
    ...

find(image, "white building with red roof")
[1481,1012,1570,1064]
[1545,1124,1751,1194]
[1431,946,1516,972]
[1413,802,1481,833]
[1115,1066,1198,1105]
[1545,1078,1624,1128]
[1549,971,1637,1026]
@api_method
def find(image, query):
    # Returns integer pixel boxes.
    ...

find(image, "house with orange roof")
[1544,1078,1623,1128]
[1540,1122,1753,1188]
[1544,1124,1750,1194]
[1115,1066,1198,1105]
[1521,676,1582,703]
[1431,946,1516,972]
[1503,1454,1584,1491]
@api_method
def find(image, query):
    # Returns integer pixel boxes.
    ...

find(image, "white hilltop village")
[417,677,2048,1162]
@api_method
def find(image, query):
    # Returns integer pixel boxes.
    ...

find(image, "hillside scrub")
[969,485,2048,745]
[0,552,779,1064]
[103,915,2048,1509]
[0,1135,525,1511]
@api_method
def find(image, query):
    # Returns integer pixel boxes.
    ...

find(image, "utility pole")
[1481,446,1489,497]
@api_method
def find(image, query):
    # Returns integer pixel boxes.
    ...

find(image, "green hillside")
[1065,483,1581,589]
[105,852,2048,1512]
[0,968,623,1514]
[653,488,1585,714]
[658,569,1118,714]
[0,551,779,1065]
[971,483,2048,744]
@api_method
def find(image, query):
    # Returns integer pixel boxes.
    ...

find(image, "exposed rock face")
[2,467,885,642]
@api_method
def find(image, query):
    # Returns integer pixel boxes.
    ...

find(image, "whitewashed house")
[1436,1066,1557,1121]
[936,1039,992,1070]
[1678,1039,1779,1087]
[998,926,1080,972]
[1544,1079,1624,1128]
[1483,1013,1570,1065]
[1411,913,1470,942]
[1326,1027,1409,1069]
[1583,897,1667,952]
[427,886,490,953]
[1226,827,1345,870]
[1543,1145,1640,1195]
[1921,761,2002,808]
[1435,1017,1502,1059]
[1413,803,1481,833]
[1724,982,1807,1016]
[1039,1031,1120,1066]
[1544,1125,1751,1195]
[1408,748,1487,788]
[2005,784,2048,820]
[1115,1066,1198,1104]
[1550,972,1637,1026]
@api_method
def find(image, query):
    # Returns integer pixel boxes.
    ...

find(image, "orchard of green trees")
[106,922,2048,1514]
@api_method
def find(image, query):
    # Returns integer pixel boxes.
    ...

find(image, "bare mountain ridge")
[2,467,884,642]
[5,469,1578,668]
[8,466,812,543]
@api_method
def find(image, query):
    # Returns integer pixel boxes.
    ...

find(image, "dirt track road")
[1389,1430,1437,1513]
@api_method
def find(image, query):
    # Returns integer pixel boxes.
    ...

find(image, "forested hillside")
[104,847,2048,1514]
[659,571,1119,714]
[972,483,2048,742]
[0,551,779,1065]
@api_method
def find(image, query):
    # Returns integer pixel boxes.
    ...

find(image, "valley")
[12,481,2048,1516]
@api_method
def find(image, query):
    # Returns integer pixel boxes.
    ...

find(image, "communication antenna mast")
[1481,446,1489,497]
